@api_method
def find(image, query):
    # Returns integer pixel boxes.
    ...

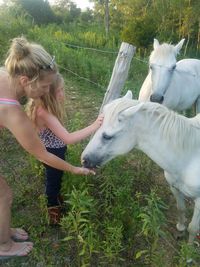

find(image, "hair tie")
[40,56,55,70]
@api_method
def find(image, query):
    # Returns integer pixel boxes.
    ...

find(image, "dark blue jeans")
[44,146,67,207]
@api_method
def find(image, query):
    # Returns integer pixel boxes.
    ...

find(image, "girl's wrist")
[68,164,76,174]
[91,123,98,132]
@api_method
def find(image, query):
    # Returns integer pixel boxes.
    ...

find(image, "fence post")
[99,42,136,113]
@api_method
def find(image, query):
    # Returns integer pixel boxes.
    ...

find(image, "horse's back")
[177,58,200,75]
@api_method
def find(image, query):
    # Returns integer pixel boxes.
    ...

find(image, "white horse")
[82,91,200,244]
[138,39,200,113]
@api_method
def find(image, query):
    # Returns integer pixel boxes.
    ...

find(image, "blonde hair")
[5,36,57,81]
[26,73,65,126]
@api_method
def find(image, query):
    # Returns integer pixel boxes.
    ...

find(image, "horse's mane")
[104,98,137,120]
[142,102,200,152]
[150,43,176,62]
[106,98,200,152]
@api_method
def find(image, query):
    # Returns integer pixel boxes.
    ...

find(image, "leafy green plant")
[139,190,168,239]
[61,187,99,267]
[100,220,124,264]
[176,242,200,267]
[137,189,168,264]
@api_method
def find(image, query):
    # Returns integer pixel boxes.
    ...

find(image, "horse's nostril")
[82,155,100,169]
[160,95,164,103]
[150,94,158,102]
[150,95,154,102]
[82,157,89,168]
[82,156,94,168]
[150,94,164,104]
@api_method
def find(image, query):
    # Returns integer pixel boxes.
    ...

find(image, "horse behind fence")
[138,39,200,113]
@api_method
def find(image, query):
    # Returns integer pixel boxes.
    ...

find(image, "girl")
[0,37,94,259]
[26,73,104,224]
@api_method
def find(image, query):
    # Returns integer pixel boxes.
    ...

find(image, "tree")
[18,0,57,24]
[80,9,94,25]
[104,0,109,38]
[50,0,81,24]
[92,0,110,37]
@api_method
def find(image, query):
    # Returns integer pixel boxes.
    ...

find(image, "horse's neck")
[164,69,199,111]
[177,59,200,74]
[135,116,179,172]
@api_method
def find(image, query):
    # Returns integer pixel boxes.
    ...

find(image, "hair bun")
[11,37,31,60]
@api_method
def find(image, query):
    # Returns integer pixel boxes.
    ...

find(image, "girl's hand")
[92,114,104,130]
[73,166,96,175]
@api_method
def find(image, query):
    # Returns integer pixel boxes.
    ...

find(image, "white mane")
[141,102,200,152]
[103,97,200,154]
[150,43,176,64]
[103,98,139,120]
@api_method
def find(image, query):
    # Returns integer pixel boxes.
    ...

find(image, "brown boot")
[57,195,68,213]
[47,206,61,225]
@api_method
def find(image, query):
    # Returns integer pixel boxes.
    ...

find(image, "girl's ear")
[19,76,30,87]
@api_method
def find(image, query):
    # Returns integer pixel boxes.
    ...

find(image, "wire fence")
[55,39,148,89]
[57,40,200,90]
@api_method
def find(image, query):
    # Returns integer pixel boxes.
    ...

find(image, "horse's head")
[81,91,143,168]
[149,38,185,104]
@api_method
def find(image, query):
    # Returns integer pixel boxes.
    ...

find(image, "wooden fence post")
[99,42,136,113]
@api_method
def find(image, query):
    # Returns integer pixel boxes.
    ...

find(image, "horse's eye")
[102,132,113,141]
[172,65,176,70]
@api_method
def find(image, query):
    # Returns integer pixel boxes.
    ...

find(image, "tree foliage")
[91,0,200,53]
[0,0,200,54]
[17,0,58,24]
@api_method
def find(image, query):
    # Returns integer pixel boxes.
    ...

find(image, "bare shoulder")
[0,66,7,73]
[0,67,9,80]
[37,106,52,121]
[0,68,10,91]
[37,106,48,117]
[1,105,26,126]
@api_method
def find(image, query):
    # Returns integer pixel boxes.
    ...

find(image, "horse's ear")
[121,102,144,118]
[153,39,159,50]
[123,90,132,99]
[175,39,185,54]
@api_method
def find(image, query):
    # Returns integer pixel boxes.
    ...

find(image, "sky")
[0,0,95,11]
[48,0,94,10]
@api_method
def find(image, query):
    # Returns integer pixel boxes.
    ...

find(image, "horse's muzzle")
[150,94,164,104]
[81,155,100,169]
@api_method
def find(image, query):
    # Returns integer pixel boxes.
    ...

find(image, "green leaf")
[135,249,148,259]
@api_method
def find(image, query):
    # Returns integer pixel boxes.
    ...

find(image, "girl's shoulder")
[0,68,9,87]
[36,106,49,117]
[35,106,50,128]
[36,106,54,123]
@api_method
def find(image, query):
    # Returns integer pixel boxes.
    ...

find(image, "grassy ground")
[1,74,200,266]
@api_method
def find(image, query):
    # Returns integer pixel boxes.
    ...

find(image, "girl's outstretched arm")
[3,107,94,175]
[38,107,104,144]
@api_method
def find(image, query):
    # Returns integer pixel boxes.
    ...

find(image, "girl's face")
[25,73,56,99]
[55,80,65,102]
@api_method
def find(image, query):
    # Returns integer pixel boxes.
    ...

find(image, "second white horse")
[139,39,200,113]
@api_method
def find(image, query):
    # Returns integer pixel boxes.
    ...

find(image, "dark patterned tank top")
[39,128,66,148]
